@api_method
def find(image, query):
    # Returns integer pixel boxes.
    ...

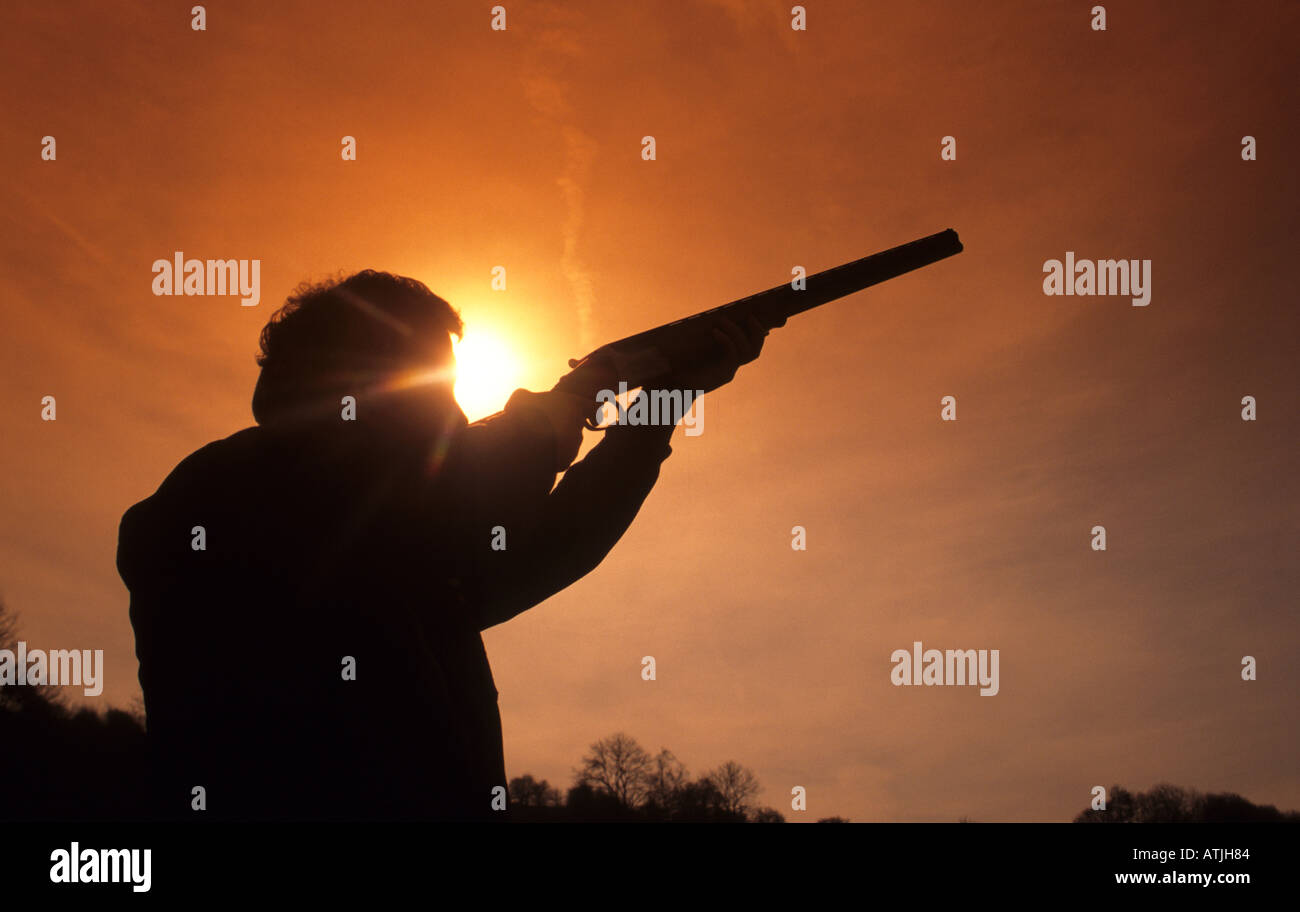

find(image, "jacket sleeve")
[453,389,568,510]
[470,419,675,630]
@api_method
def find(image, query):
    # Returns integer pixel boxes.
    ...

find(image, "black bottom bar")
[1,821,1291,898]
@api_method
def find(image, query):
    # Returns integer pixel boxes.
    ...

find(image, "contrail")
[520,5,600,352]
[557,126,597,352]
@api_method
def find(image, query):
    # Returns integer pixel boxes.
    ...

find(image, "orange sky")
[2,0,1296,821]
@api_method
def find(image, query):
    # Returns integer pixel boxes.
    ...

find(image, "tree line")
[508,731,795,822]
[1072,783,1299,823]
[2,601,1293,823]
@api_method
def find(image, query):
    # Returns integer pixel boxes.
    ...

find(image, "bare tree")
[0,599,63,712]
[1134,783,1200,823]
[644,748,689,810]
[705,760,761,816]
[575,732,653,808]
[0,599,15,648]
[508,774,562,807]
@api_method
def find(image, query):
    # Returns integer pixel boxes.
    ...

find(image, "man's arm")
[467,313,770,629]
[473,415,675,629]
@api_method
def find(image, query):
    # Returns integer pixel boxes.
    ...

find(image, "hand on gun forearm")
[669,313,771,395]
[534,354,618,466]
[549,312,771,441]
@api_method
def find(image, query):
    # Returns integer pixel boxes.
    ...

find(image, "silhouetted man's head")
[252,271,464,431]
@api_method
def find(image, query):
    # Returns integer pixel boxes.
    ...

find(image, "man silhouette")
[117,270,767,820]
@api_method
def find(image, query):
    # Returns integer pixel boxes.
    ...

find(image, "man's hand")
[501,388,595,472]
[546,312,773,441]
[553,352,619,401]
[668,313,772,395]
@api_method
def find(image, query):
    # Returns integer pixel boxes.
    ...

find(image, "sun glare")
[452,330,522,421]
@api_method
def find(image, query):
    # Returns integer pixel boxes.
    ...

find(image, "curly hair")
[251,270,463,425]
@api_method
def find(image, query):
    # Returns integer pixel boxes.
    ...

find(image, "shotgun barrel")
[569,228,963,393]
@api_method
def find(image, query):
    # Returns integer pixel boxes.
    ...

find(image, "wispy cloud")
[556,127,597,350]
[521,6,600,350]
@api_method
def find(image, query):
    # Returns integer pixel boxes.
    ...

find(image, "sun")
[452,330,523,421]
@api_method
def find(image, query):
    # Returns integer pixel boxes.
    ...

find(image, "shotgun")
[561,229,963,426]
